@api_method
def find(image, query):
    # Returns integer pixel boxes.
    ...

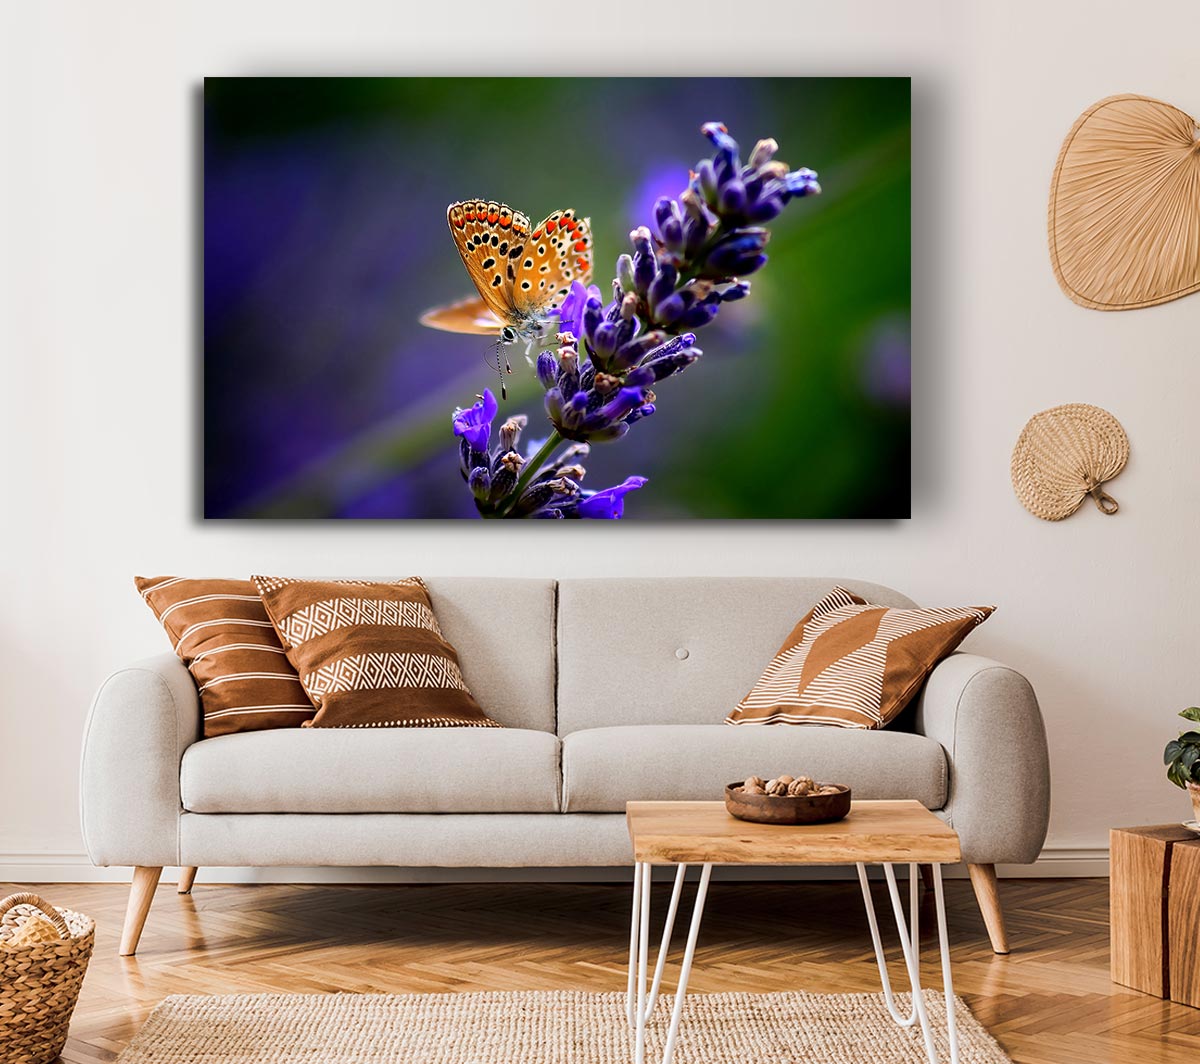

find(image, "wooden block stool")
[1110,824,1200,1008]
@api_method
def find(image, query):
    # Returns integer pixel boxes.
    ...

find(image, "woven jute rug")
[116,990,1012,1063]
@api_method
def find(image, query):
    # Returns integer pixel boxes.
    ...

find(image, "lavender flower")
[571,476,648,519]
[452,389,498,453]
[449,121,819,519]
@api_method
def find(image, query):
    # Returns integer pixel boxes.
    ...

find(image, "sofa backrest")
[424,577,557,732]
[556,577,916,734]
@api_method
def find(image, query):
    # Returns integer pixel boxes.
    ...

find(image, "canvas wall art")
[204,77,911,519]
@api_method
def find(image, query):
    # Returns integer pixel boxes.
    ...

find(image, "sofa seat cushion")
[561,725,946,813]
[181,728,560,813]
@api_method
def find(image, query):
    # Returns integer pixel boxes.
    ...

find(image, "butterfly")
[420,199,593,398]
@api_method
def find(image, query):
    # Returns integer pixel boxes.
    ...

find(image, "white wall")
[2,0,1198,879]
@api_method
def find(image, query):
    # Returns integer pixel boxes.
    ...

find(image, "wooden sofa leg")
[178,867,198,894]
[120,866,162,956]
[967,862,1010,954]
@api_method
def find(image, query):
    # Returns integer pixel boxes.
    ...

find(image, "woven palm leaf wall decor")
[1049,94,1200,310]
[1011,404,1129,521]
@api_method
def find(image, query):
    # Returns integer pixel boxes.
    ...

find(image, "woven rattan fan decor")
[1011,404,1129,521]
[1049,94,1200,310]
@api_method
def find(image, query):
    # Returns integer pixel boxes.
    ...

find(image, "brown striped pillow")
[251,576,500,729]
[135,576,315,737]
[726,587,994,729]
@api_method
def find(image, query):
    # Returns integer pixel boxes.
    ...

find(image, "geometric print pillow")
[726,586,995,729]
[251,575,500,730]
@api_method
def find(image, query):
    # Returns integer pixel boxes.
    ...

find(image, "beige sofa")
[81,577,1050,956]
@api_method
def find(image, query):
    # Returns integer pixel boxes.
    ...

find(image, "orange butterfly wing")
[512,210,593,316]
[445,199,531,323]
[418,295,504,335]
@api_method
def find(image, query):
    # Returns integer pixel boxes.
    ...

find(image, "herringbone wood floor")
[5,877,1199,1063]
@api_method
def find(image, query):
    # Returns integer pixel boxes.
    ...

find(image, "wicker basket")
[0,893,95,1064]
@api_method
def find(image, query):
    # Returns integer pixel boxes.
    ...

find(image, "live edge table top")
[626,800,962,866]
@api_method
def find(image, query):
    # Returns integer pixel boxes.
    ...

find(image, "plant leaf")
[1183,746,1200,771]
[1178,731,1200,745]
[1179,707,1200,723]
[1166,740,1184,764]
[1168,762,1187,788]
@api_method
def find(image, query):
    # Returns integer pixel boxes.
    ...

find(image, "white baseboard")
[0,848,1109,885]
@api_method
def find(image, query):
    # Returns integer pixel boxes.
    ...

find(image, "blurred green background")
[204,77,910,519]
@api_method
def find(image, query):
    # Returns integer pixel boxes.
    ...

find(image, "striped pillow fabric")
[727,587,995,729]
[251,576,500,730]
[135,576,315,737]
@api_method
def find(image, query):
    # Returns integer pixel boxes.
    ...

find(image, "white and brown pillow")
[727,587,995,729]
[136,576,315,738]
[252,576,500,729]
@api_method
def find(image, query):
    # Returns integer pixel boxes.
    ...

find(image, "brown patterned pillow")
[136,576,315,737]
[251,576,500,729]
[727,586,995,729]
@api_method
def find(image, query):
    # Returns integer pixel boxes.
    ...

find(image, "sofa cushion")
[181,728,560,813]
[561,725,946,812]
[556,578,918,732]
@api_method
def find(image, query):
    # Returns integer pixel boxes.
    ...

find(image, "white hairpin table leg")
[628,862,713,1064]
[856,862,918,1027]
[881,862,959,1064]
[659,862,712,1064]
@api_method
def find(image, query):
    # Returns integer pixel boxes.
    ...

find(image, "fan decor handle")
[1086,479,1119,515]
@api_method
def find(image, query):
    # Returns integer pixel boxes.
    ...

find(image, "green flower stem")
[496,430,564,517]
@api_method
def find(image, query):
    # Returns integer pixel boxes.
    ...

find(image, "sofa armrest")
[80,653,200,867]
[914,652,1050,865]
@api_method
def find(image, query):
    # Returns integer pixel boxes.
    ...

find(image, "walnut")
[764,778,789,796]
[744,775,765,790]
[818,785,841,795]
[787,778,813,797]
[777,775,795,786]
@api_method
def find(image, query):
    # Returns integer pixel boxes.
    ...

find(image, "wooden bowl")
[724,782,852,825]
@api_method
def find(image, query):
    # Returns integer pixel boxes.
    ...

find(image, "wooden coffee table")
[625,800,963,1064]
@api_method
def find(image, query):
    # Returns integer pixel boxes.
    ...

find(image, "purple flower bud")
[625,402,655,425]
[630,226,655,257]
[694,159,719,208]
[570,390,589,411]
[718,180,747,215]
[624,365,656,389]
[544,388,564,423]
[746,195,784,223]
[598,386,648,423]
[611,331,669,371]
[616,253,636,293]
[785,167,821,198]
[652,292,687,326]
[703,229,770,276]
[467,466,491,502]
[592,321,618,361]
[582,295,604,343]
[646,347,702,380]
[720,281,751,302]
[536,351,558,389]
[582,422,629,444]
[677,302,721,330]
[648,262,678,309]
[660,215,683,248]
[654,197,681,233]
[700,121,739,162]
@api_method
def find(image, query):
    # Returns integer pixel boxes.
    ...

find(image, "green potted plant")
[1164,707,1200,822]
